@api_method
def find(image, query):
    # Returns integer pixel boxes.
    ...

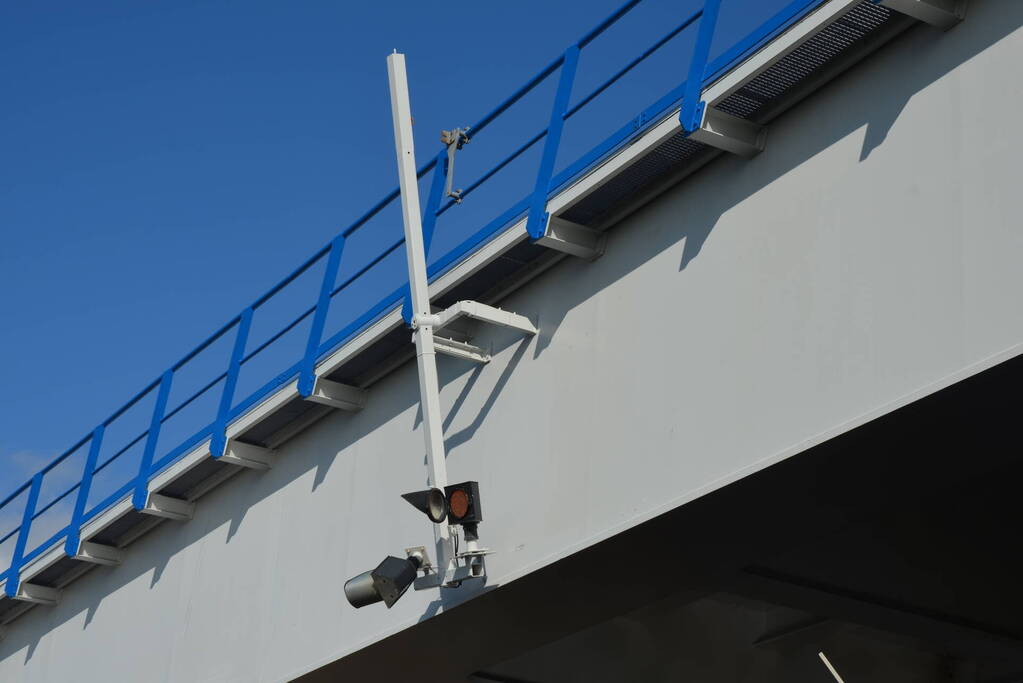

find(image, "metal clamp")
[440,127,471,202]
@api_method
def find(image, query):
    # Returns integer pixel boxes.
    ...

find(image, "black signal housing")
[445,480,482,525]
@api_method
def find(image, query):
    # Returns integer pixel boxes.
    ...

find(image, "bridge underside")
[299,352,1023,683]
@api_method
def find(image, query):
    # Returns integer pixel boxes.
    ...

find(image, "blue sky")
[0,0,788,539]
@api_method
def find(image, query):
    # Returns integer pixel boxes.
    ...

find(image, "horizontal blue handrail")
[1,0,833,591]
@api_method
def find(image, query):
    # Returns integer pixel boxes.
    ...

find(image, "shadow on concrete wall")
[526,3,1021,361]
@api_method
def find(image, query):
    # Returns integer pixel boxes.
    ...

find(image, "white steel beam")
[689,107,766,158]
[10,582,60,606]
[219,441,276,470]
[303,377,367,412]
[818,652,848,683]
[73,541,123,567]
[434,337,491,364]
[388,51,455,578]
[139,493,194,521]
[878,0,964,30]
[536,216,607,261]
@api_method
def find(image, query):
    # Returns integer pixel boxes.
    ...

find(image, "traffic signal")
[401,480,481,525]
[444,481,482,525]
[400,487,447,523]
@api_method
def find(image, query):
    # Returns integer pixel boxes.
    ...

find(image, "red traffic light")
[445,481,481,525]
[448,489,470,520]
[401,481,481,525]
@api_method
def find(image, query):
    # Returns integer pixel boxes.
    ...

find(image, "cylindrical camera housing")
[344,570,381,608]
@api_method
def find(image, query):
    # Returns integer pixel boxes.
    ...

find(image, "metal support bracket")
[413,562,486,589]
[413,547,489,589]
[440,127,470,202]
[302,377,367,412]
[876,0,965,30]
[418,300,536,364]
[433,300,538,337]
[410,530,489,590]
[434,336,491,364]
[218,441,276,470]
[688,107,766,158]
[9,582,60,606]
[536,215,607,261]
[73,541,124,567]
[138,493,195,521]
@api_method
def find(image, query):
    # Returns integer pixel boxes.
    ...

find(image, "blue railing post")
[210,308,253,458]
[401,150,450,325]
[680,0,721,134]
[526,45,581,240]
[131,370,174,510]
[4,472,43,597]
[63,425,105,556]
[298,236,346,397]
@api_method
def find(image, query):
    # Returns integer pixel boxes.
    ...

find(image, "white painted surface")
[2,4,1022,681]
[388,51,457,581]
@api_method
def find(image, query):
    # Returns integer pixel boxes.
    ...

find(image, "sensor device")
[344,554,422,609]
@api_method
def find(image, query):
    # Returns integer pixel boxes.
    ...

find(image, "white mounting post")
[387,51,455,581]
[818,652,847,683]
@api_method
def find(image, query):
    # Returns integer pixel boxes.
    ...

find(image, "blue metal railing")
[0,0,832,594]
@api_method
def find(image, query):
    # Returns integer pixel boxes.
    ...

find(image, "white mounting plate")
[434,300,537,337]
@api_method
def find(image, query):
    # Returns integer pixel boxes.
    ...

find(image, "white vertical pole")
[818,652,847,683]
[387,51,454,578]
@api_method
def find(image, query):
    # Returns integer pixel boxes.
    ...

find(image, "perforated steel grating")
[717,2,894,119]
[561,133,710,226]
[563,1,899,228]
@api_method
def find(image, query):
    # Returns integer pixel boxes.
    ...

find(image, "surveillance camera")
[344,554,422,609]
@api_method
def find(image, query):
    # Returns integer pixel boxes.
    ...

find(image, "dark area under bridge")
[298,351,1023,683]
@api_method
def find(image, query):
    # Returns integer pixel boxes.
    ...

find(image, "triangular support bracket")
[687,106,766,159]
[413,300,535,365]
[427,300,537,338]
